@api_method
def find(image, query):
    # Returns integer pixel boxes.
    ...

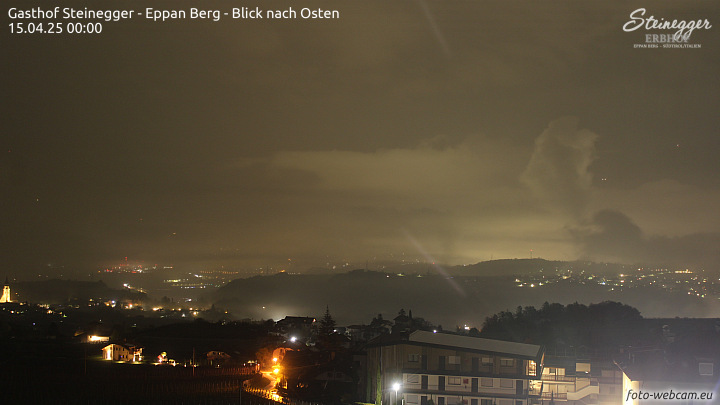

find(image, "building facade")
[539,357,623,404]
[102,343,143,362]
[367,331,544,405]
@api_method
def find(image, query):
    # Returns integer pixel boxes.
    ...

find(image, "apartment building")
[366,331,544,405]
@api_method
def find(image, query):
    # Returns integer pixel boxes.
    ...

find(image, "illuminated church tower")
[0,277,10,303]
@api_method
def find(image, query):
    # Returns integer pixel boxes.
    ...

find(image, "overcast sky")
[3,0,719,276]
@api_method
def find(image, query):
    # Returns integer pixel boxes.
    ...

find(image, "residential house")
[102,343,143,362]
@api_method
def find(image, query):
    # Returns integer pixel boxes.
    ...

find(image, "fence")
[241,387,324,405]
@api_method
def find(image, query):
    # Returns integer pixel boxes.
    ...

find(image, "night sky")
[3,0,719,276]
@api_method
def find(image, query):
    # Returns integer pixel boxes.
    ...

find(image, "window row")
[405,374,517,389]
[405,395,523,405]
[406,354,516,368]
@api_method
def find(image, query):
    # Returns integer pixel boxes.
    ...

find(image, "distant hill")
[207,265,720,327]
[12,279,146,304]
[303,259,633,278]
[447,259,632,277]
[302,262,444,275]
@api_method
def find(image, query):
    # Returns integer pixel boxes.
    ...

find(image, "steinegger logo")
[623,8,712,49]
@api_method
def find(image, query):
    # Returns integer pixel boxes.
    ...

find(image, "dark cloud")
[573,210,645,263]
[575,210,720,269]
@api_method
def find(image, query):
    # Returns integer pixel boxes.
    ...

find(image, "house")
[87,335,110,343]
[272,338,307,366]
[276,316,316,339]
[102,343,143,362]
[539,356,622,404]
[75,321,113,343]
[206,350,232,365]
[366,331,544,405]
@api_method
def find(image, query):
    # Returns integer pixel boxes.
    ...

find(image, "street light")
[392,382,401,405]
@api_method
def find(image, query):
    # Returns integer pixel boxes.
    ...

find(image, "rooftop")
[409,330,543,359]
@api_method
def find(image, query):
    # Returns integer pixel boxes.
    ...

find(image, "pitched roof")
[408,330,542,359]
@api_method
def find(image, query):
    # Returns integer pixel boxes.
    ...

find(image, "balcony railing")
[541,375,576,383]
[541,392,568,400]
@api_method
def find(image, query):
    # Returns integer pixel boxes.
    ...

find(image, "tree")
[319,305,336,337]
[370,313,384,327]
[479,301,647,354]
[256,345,275,370]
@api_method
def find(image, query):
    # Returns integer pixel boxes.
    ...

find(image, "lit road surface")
[256,371,284,402]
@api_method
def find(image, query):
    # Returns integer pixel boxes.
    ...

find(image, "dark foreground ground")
[0,340,255,404]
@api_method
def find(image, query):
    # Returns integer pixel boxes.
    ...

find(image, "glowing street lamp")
[392,382,401,405]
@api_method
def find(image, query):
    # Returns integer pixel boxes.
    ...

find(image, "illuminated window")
[407,374,420,384]
[527,360,537,376]
[448,377,461,385]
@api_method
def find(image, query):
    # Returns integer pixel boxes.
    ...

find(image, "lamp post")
[392,382,401,405]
